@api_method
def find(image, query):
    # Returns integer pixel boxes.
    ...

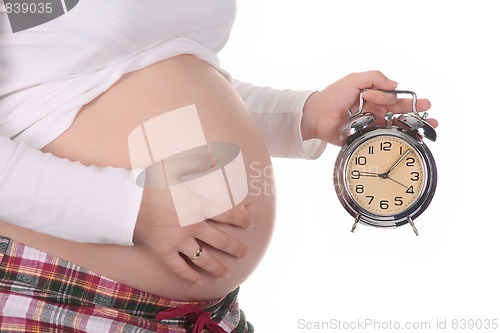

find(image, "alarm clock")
[333,89,437,235]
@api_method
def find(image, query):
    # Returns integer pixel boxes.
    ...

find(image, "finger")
[386,98,437,128]
[362,89,398,106]
[181,153,217,175]
[370,97,438,128]
[167,153,217,179]
[182,243,230,279]
[190,222,249,258]
[345,70,399,90]
[163,251,203,285]
[386,98,432,113]
[426,118,438,128]
[209,203,255,229]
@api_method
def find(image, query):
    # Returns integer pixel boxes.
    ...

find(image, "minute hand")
[384,149,411,175]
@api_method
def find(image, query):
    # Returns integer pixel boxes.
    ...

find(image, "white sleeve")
[233,80,327,159]
[0,135,143,245]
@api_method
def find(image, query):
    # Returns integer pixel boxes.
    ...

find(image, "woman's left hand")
[300,70,437,146]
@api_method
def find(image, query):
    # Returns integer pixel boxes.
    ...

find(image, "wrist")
[301,92,319,141]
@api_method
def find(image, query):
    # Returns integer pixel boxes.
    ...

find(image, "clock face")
[345,134,427,217]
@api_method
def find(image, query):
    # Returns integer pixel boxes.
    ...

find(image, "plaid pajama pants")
[0,236,253,333]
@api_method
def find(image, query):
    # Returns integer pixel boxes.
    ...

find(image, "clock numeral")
[366,195,374,204]
[406,186,414,194]
[380,141,392,151]
[351,170,360,179]
[355,184,364,194]
[410,172,420,181]
[380,200,389,210]
[368,146,374,154]
[355,156,367,165]
[375,198,404,210]
[406,157,415,167]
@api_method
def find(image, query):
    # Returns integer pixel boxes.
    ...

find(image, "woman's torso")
[0,55,276,301]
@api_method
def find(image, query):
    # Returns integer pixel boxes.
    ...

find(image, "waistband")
[0,236,251,332]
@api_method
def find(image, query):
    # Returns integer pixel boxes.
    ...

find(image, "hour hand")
[358,171,383,177]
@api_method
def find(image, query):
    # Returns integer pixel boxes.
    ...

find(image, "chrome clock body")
[333,89,437,235]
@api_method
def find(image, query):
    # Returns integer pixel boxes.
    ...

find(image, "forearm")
[0,136,142,245]
[233,80,327,159]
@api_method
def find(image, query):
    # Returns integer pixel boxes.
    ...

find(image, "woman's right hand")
[132,153,254,286]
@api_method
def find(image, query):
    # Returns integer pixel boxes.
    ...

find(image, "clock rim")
[334,128,437,228]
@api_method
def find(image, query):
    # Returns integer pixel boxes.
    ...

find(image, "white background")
[219,1,498,332]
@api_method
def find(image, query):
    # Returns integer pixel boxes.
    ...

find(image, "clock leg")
[407,216,419,236]
[351,214,361,233]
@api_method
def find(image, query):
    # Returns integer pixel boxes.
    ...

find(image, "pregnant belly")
[2,55,276,300]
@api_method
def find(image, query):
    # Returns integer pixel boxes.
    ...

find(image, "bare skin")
[0,55,276,301]
[0,58,435,301]
[301,71,436,144]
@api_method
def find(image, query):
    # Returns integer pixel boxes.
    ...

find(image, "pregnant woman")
[0,1,433,332]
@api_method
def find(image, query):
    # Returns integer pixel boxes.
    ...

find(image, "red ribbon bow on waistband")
[156,304,226,333]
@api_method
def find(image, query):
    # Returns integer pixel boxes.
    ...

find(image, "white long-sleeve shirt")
[0,0,326,245]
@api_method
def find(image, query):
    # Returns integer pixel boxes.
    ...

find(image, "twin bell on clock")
[333,89,437,236]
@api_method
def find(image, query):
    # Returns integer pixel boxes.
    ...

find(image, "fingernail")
[209,154,217,168]
[387,79,399,87]
[240,248,249,258]
[245,204,256,228]
[247,214,256,227]
[220,270,230,279]
[244,203,254,210]
[195,279,204,286]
